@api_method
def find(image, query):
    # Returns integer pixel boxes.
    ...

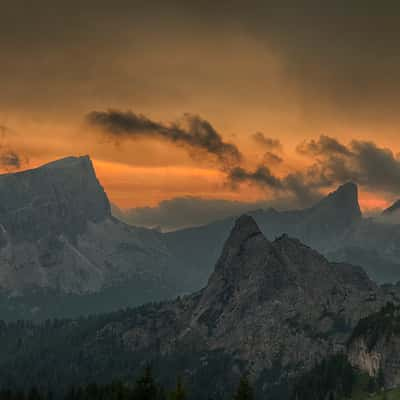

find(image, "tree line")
[290,354,385,400]
[0,367,254,400]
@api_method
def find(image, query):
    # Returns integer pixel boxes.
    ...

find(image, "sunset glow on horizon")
[2,2,400,216]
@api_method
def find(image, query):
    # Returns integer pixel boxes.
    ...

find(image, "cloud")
[0,125,27,171]
[0,151,22,169]
[227,133,400,206]
[112,196,295,231]
[251,132,282,151]
[92,113,400,209]
[296,136,400,196]
[228,165,283,190]
[87,110,242,168]
[296,135,352,157]
[3,1,400,139]
[262,151,283,165]
[227,165,322,207]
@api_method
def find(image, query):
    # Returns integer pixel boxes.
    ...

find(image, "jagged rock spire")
[313,182,361,219]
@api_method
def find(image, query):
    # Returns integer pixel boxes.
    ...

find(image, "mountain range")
[0,156,198,319]
[2,156,400,321]
[1,156,400,398]
[0,215,399,399]
[164,182,400,286]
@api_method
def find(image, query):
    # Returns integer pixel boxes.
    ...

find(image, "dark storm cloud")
[113,132,400,229]
[0,125,26,170]
[296,136,400,195]
[296,135,352,157]
[87,110,242,167]
[229,166,283,190]
[262,151,283,165]
[228,134,400,205]
[251,132,282,151]
[347,141,400,192]
[282,172,323,206]
[228,165,321,207]
[0,151,21,169]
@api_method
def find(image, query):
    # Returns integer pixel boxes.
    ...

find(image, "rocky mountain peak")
[200,213,373,312]
[382,199,400,215]
[0,155,182,297]
[0,209,392,399]
[306,182,362,235]
[198,215,272,305]
[224,214,263,244]
[212,215,267,273]
[0,155,110,242]
[199,215,338,316]
[315,182,360,215]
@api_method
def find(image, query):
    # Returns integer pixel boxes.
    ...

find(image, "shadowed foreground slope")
[0,216,397,399]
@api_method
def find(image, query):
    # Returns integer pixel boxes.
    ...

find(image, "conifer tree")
[168,377,186,400]
[27,388,41,400]
[233,375,253,400]
[132,366,158,400]
[377,366,385,390]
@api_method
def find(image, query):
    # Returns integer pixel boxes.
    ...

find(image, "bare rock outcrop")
[0,156,178,295]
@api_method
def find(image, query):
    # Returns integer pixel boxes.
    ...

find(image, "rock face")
[0,156,110,242]
[0,156,179,298]
[164,182,400,285]
[348,304,400,389]
[0,216,396,399]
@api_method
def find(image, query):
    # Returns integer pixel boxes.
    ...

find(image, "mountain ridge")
[0,215,395,399]
[164,182,400,285]
[382,199,400,215]
[0,155,110,242]
[0,155,186,307]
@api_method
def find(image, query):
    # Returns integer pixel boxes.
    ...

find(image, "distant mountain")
[3,156,400,321]
[0,156,192,319]
[0,216,396,399]
[164,183,400,285]
[382,199,400,215]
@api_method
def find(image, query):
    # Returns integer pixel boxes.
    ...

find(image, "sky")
[2,1,400,228]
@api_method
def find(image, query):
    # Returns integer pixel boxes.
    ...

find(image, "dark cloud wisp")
[0,125,26,171]
[87,110,242,168]
[87,107,400,207]
[227,165,322,207]
[262,151,283,165]
[228,134,400,206]
[296,135,352,157]
[252,132,283,151]
[294,136,400,195]
[0,151,22,169]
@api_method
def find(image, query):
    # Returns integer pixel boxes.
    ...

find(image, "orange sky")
[1,127,392,212]
[1,2,400,212]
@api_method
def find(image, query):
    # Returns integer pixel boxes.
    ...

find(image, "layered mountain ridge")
[2,155,400,321]
[0,215,396,399]
[0,156,185,310]
[164,182,400,285]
